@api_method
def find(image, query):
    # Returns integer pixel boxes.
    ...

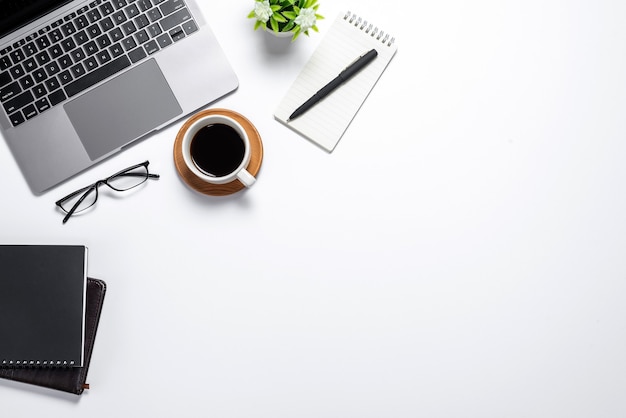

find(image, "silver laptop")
[0,0,238,194]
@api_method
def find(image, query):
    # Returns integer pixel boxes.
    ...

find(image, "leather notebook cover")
[0,278,106,395]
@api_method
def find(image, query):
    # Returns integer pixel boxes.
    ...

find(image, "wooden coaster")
[173,108,264,196]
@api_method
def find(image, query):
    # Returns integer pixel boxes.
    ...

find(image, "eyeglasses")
[56,160,159,224]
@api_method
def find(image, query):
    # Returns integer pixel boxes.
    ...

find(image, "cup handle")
[237,169,256,188]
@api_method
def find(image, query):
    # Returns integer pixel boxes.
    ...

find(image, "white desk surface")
[3,1,626,416]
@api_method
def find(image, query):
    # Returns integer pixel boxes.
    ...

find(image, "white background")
[3,0,626,417]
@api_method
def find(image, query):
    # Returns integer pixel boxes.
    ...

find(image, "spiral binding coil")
[344,11,395,47]
[2,359,75,368]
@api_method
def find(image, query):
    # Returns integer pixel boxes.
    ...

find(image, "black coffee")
[190,123,245,177]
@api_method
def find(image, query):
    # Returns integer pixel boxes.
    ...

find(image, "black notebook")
[0,278,106,395]
[0,245,87,368]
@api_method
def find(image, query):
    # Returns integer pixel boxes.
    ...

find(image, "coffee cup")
[181,114,256,187]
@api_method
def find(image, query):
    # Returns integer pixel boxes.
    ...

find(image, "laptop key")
[87,9,102,23]
[4,90,33,113]
[134,14,150,29]
[87,23,102,38]
[33,84,47,98]
[121,37,137,51]
[23,42,37,57]
[9,111,25,126]
[10,49,25,64]
[58,70,73,85]
[23,104,37,119]
[100,1,115,16]
[48,89,67,106]
[45,61,61,76]
[48,29,63,43]
[113,0,128,9]
[84,57,99,71]
[100,16,115,32]
[0,56,11,70]
[160,0,185,16]
[75,15,90,29]
[48,44,64,59]
[112,10,127,25]
[160,8,191,32]
[156,33,172,48]
[147,8,162,22]
[0,81,21,101]
[61,22,77,36]
[97,33,112,48]
[122,21,137,35]
[75,30,90,45]
[109,43,124,57]
[64,55,131,97]
[138,0,153,12]
[23,57,37,72]
[18,74,34,90]
[59,55,73,69]
[125,4,140,18]
[128,46,147,63]
[97,50,112,64]
[35,97,51,113]
[144,40,159,55]
[71,63,86,78]
[70,48,86,62]
[61,38,77,52]
[182,20,197,35]
[134,29,149,44]
[45,77,61,92]
[110,27,124,42]
[0,72,13,88]
[147,23,162,38]
[169,27,185,42]
[9,64,25,79]
[84,41,98,55]
[35,35,51,50]
[35,51,51,66]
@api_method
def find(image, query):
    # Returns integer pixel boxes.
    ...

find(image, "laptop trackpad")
[65,59,182,161]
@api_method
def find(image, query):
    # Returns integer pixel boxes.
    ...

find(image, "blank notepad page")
[274,11,398,152]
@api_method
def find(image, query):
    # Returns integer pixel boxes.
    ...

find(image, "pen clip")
[346,50,370,67]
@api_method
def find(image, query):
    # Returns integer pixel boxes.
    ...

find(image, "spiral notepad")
[274,11,398,152]
[0,245,87,368]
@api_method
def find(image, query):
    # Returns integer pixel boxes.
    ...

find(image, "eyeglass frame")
[55,160,159,224]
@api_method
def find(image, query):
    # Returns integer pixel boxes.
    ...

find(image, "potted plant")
[248,0,323,41]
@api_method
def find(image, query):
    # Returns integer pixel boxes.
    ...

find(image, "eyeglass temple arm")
[61,186,97,224]
[115,172,160,179]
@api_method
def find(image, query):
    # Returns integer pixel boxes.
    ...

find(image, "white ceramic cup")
[181,114,256,187]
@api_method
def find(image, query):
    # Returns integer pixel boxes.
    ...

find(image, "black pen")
[287,48,378,122]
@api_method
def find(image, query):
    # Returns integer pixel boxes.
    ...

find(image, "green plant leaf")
[282,11,297,19]
[254,20,264,30]
[247,10,256,19]
[270,16,279,32]
[291,31,300,41]
[274,13,288,23]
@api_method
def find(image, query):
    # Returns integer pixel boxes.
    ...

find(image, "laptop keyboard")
[0,0,198,127]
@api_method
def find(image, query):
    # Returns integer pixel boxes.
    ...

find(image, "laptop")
[0,0,238,194]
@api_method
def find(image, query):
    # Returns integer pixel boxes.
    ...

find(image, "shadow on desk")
[0,379,82,403]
